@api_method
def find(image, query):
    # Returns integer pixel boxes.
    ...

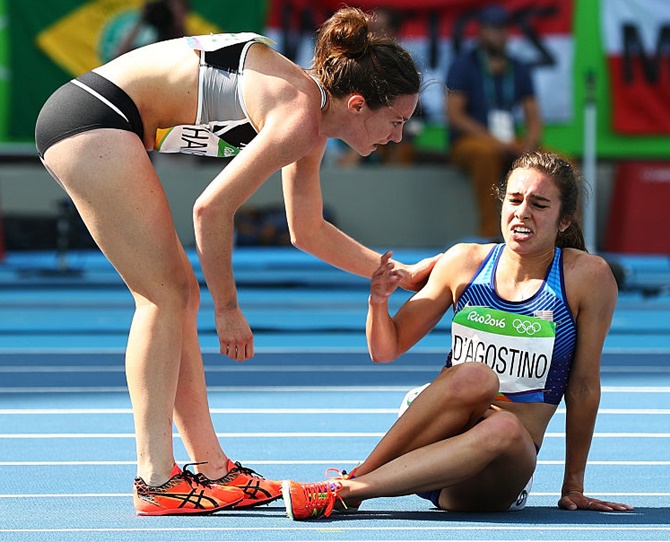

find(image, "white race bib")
[451,306,556,400]
[155,124,243,157]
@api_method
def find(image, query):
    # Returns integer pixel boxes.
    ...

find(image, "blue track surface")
[0,247,668,541]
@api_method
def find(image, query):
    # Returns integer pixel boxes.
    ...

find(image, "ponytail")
[557,221,586,251]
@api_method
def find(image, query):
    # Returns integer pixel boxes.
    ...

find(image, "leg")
[172,240,231,477]
[356,363,499,477]
[450,136,505,239]
[343,408,537,512]
[43,130,196,486]
[437,410,537,511]
[284,364,536,519]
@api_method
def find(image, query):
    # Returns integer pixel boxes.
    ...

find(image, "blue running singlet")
[446,244,577,405]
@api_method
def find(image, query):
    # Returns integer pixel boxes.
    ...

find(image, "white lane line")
[1,386,670,393]
[1,407,669,415]
[1,432,669,439]
[0,526,669,535]
[1,460,669,467]
[1,364,668,373]
[2,491,669,498]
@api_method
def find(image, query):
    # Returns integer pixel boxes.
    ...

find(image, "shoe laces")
[325,466,361,511]
[199,461,266,485]
[227,461,266,480]
[303,480,344,516]
[182,462,211,488]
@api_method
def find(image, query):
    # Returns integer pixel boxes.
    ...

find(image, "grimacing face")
[501,168,570,252]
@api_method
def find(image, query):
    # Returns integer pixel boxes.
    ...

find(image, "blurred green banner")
[0,0,8,141]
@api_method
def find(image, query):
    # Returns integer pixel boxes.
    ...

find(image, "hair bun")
[324,7,370,58]
[312,6,420,109]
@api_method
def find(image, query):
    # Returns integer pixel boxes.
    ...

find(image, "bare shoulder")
[432,242,492,281]
[442,242,491,262]
[562,248,615,284]
[562,248,618,309]
[422,243,494,303]
[243,44,321,142]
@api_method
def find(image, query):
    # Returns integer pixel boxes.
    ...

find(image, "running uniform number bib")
[451,306,556,398]
[155,122,246,158]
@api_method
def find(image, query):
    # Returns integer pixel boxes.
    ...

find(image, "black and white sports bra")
[155,33,326,158]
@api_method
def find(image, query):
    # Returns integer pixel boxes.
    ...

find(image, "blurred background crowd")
[0,0,669,256]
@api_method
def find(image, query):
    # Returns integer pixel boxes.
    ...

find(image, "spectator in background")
[446,4,542,240]
[115,0,190,57]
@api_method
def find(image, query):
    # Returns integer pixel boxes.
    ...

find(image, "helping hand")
[395,253,442,292]
[369,251,403,304]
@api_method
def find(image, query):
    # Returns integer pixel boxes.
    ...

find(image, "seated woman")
[282,151,634,520]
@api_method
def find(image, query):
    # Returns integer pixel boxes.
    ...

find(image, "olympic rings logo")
[513,319,542,335]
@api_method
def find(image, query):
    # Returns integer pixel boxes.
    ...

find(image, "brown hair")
[312,7,420,109]
[498,152,587,251]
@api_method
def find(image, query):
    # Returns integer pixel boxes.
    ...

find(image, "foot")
[200,460,282,508]
[282,479,344,520]
[326,467,362,512]
[133,464,245,516]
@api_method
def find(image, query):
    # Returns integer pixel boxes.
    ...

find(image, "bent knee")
[453,363,499,400]
[434,363,499,407]
[482,411,531,455]
[132,269,200,315]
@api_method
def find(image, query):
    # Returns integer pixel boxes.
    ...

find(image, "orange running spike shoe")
[282,479,344,520]
[326,467,361,512]
[133,463,244,516]
[199,460,282,508]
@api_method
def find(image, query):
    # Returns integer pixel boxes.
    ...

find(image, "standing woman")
[283,152,634,520]
[35,7,435,515]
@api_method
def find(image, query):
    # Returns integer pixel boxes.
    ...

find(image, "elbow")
[565,381,601,409]
[367,343,398,364]
[288,221,320,253]
[370,353,395,364]
[288,230,305,251]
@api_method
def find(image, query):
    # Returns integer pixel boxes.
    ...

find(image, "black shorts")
[35,71,144,158]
